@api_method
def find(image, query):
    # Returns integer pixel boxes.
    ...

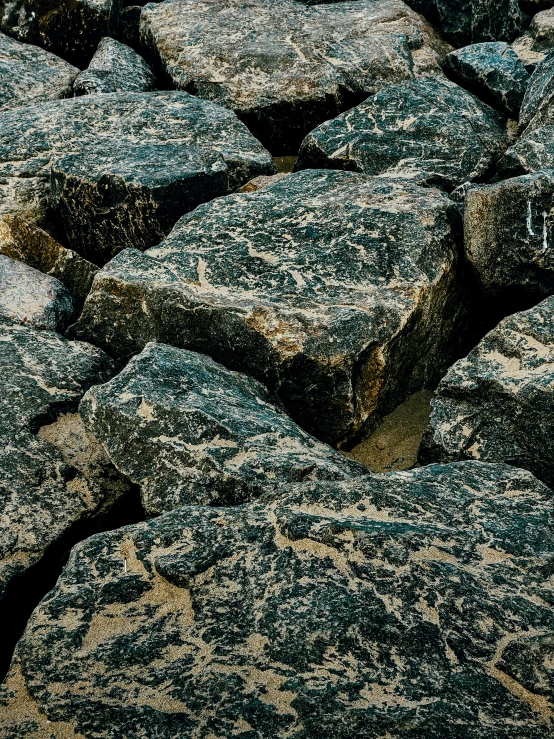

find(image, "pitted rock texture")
[71,170,469,446]
[0,316,118,601]
[0,215,97,310]
[295,77,509,191]
[140,0,450,153]
[0,91,274,263]
[520,53,554,133]
[443,42,529,117]
[420,296,554,489]
[0,32,78,111]
[73,37,155,95]
[463,170,554,303]
[499,123,554,174]
[80,343,366,515]
[0,254,73,331]
[1,461,553,737]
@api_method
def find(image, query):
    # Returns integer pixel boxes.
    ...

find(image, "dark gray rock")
[71,170,470,446]
[463,170,554,302]
[499,123,554,174]
[140,0,450,152]
[0,91,274,264]
[296,77,509,191]
[118,5,141,49]
[1,460,553,737]
[519,0,554,13]
[519,53,554,132]
[80,343,366,515]
[443,42,529,117]
[420,296,554,489]
[73,37,155,95]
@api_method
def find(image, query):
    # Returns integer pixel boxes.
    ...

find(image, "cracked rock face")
[80,342,366,516]
[419,296,554,489]
[296,77,509,191]
[71,170,469,445]
[520,54,554,134]
[73,37,155,95]
[499,124,554,175]
[140,0,450,153]
[1,461,553,737]
[0,91,274,263]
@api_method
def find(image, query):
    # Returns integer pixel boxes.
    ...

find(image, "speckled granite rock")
[80,343,366,515]
[71,170,469,445]
[420,296,554,488]
[520,54,554,133]
[140,0,450,152]
[0,254,73,331]
[463,170,554,303]
[73,37,155,95]
[499,124,554,174]
[530,7,554,49]
[296,77,509,190]
[0,91,274,263]
[0,32,78,111]
[1,460,553,737]
[0,215,97,310]
[443,42,529,117]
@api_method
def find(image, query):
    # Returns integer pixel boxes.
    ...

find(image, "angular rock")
[80,343,366,515]
[71,170,469,445]
[0,92,274,263]
[420,296,554,489]
[443,42,529,117]
[73,37,155,95]
[140,0,450,152]
[1,461,553,737]
[296,77,509,191]
[0,215,97,310]
[512,33,549,73]
[463,170,554,302]
[0,254,73,331]
[0,32,78,111]
[529,7,554,49]
[499,123,554,174]
[519,53,554,132]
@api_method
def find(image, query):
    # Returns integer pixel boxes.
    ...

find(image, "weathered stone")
[238,172,290,193]
[0,32,78,111]
[420,296,554,489]
[140,0,450,153]
[499,123,554,174]
[71,170,469,446]
[0,254,73,331]
[0,215,97,310]
[296,77,509,191]
[0,92,274,263]
[73,37,155,95]
[529,7,554,49]
[512,33,549,73]
[520,53,554,132]
[1,460,553,737]
[463,170,554,303]
[443,42,529,117]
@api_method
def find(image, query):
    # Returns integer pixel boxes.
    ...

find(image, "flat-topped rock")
[296,77,509,190]
[1,461,553,737]
[0,91,274,263]
[72,170,469,445]
[73,37,155,95]
[420,296,554,489]
[140,0,450,152]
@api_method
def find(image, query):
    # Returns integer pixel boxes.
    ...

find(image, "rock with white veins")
[140,0,450,152]
[71,170,470,445]
[73,37,155,95]
[1,461,553,737]
[419,296,554,489]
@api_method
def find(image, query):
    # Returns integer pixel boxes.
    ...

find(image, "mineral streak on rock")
[71,169,470,446]
[0,461,553,737]
[73,36,155,95]
[140,0,451,153]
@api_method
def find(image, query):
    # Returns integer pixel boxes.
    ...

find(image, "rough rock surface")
[238,172,290,193]
[0,91,274,263]
[463,170,554,303]
[443,42,529,117]
[512,33,549,73]
[0,32,78,111]
[0,254,73,331]
[1,461,553,737]
[72,170,469,445]
[499,123,554,174]
[73,37,155,95]
[0,215,97,310]
[519,54,554,133]
[529,7,554,49]
[420,296,554,489]
[140,0,450,152]
[296,77,509,191]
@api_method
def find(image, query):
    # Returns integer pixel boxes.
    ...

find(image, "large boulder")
[1,461,553,737]
[420,296,554,489]
[295,77,509,190]
[71,170,470,445]
[73,37,155,95]
[0,91,274,264]
[140,0,450,153]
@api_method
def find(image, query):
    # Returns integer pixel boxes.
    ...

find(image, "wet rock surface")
[73,37,155,95]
